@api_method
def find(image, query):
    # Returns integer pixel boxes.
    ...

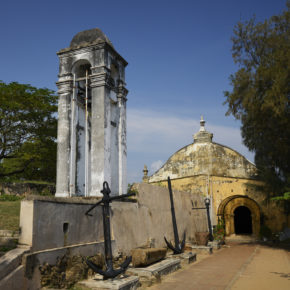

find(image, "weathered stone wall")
[19,183,207,255]
[111,183,207,253]
[0,182,55,196]
[151,175,288,234]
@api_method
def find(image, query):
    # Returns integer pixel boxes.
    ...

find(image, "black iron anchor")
[164,177,186,254]
[192,197,214,241]
[85,181,136,280]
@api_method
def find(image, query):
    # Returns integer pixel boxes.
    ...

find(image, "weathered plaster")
[148,119,288,234]
[55,29,128,197]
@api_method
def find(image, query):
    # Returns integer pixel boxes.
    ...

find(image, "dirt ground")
[149,243,290,290]
[229,244,290,290]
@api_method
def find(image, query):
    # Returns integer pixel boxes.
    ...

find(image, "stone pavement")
[149,243,290,290]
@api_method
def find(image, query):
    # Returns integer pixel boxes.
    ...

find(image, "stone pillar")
[55,78,73,197]
[142,165,149,183]
[89,67,111,196]
[117,80,128,194]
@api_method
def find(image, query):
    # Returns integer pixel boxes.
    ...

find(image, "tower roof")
[70,28,112,48]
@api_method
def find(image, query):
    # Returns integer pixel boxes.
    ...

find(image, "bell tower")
[55,28,128,197]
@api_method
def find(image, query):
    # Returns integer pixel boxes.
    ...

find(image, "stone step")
[77,275,139,290]
[168,252,197,266]
[226,234,258,243]
[188,245,213,254]
[127,258,181,287]
[208,240,222,249]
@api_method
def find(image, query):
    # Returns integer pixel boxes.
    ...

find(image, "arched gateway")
[217,195,260,237]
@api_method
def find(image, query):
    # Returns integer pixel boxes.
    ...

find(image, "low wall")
[111,183,208,253]
[19,183,208,255]
[14,183,207,288]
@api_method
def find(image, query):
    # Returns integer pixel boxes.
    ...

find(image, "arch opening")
[71,60,92,196]
[234,206,252,234]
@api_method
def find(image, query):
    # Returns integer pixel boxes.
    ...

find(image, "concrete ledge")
[77,275,139,290]
[127,258,180,286]
[208,241,222,249]
[189,245,213,254]
[169,252,197,266]
[0,246,30,280]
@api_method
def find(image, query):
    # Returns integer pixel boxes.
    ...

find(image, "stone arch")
[217,195,260,237]
[72,59,92,78]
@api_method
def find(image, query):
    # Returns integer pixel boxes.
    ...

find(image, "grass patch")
[0,200,21,231]
[0,194,23,201]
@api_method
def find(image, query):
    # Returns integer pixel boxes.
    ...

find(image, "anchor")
[192,197,214,241]
[85,181,136,280]
[164,177,186,254]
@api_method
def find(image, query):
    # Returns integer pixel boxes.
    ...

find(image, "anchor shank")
[167,177,180,248]
[102,202,113,269]
[205,199,213,241]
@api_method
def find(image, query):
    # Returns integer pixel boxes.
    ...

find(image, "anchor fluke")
[120,256,132,270]
[86,259,106,276]
[164,232,186,254]
[86,256,132,280]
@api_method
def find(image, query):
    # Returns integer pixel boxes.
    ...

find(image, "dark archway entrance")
[234,206,252,234]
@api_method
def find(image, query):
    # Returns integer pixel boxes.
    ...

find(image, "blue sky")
[0,0,287,183]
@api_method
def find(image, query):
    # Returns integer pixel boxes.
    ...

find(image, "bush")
[213,219,225,241]
[127,183,138,196]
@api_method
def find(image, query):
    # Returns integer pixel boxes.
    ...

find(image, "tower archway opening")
[71,60,92,196]
[234,206,252,234]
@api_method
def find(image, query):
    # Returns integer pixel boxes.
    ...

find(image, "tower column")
[55,78,73,197]
[90,67,111,196]
[117,80,128,194]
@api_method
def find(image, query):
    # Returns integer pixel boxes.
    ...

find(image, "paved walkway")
[149,243,290,290]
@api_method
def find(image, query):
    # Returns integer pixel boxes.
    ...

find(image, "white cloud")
[150,160,164,174]
[126,108,254,183]
[127,108,198,154]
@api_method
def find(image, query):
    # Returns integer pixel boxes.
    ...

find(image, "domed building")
[144,117,287,238]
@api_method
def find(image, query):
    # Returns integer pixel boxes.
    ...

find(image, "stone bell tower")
[55,28,128,197]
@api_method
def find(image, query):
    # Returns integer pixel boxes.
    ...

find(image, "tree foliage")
[224,2,290,195]
[0,81,57,182]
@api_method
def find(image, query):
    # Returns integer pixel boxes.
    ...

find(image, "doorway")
[234,206,252,234]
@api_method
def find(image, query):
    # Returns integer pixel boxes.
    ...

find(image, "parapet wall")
[111,182,208,253]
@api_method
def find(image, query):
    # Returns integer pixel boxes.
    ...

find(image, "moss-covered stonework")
[39,253,130,288]
[147,119,289,236]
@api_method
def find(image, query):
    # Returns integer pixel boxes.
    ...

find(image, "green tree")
[224,2,290,195]
[0,81,57,182]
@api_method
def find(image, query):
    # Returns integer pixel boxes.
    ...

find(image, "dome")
[148,117,257,182]
[70,28,112,47]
